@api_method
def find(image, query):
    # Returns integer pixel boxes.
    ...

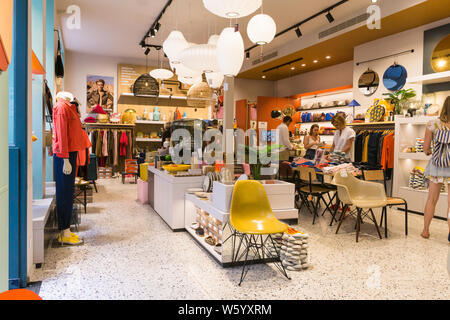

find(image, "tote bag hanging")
[55,38,64,79]
[432,128,450,167]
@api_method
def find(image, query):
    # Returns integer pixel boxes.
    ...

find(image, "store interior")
[1,0,450,299]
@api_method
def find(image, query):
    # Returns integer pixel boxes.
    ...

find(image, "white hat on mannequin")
[56,91,74,102]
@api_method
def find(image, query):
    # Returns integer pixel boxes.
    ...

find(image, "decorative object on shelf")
[366,100,386,123]
[383,88,417,115]
[163,30,189,65]
[153,107,161,121]
[187,79,215,108]
[121,109,137,124]
[431,34,450,73]
[202,0,262,18]
[383,63,407,91]
[247,13,276,45]
[179,43,219,74]
[426,104,440,116]
[271,110,282,119]
[348,99,360,119]
[132,73,159,97]
[409,166,427,190]
[96,113,110,124]
[358,69,379,96]
[216,27,245,77]
[282,106,295,117]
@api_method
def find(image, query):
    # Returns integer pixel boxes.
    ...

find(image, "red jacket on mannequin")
[52,98,91,159]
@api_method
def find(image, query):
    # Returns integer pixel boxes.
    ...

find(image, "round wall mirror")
[431,34,450,73]
[358,69,379,96]
[383,63,407,91]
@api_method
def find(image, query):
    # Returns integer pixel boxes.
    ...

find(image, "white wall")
[64,50,150,117]
[276,61,354,97]
[353,17,450,112]
[234,78,275,102]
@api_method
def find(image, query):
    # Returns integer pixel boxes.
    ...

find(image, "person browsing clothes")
[303,124,324,160]
[277,116,294,161]
[421,96,450,242]
[330,114,355,156]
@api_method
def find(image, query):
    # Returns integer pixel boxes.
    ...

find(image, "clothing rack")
[83,124,136,176]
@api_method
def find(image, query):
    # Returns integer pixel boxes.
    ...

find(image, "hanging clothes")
[113,130,119,166]
[95,130,103,158]
[102,130,108,157]
[120,131,128,157]
[381,132,395,170]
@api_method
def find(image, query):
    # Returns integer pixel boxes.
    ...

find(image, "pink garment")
[102,130,108,157]
[113,130,118,166]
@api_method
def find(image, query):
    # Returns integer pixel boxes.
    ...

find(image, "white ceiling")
[56,0,372,63]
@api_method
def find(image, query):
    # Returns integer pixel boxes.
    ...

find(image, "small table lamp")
[348,99,361,120]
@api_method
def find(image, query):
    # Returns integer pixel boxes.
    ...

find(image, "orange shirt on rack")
[381,132,394,170]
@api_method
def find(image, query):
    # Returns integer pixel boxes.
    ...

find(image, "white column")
[223,76,234,172]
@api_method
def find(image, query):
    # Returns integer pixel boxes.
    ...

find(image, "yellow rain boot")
[58,232,84,246]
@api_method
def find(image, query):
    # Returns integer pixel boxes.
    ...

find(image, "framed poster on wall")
[86,75,114,114]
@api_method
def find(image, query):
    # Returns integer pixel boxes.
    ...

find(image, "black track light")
[144,48,150,56]
[155,22,161,32]
[326,11,334,23]
[150,29,156,37]
[295,27,302,38]
[246,51,250,60]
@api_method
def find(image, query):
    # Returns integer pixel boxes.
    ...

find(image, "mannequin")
[53,91,91,245]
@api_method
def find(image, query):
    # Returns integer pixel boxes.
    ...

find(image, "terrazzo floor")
[32,178,450,300]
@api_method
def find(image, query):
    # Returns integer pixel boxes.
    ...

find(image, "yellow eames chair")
[230,180,290,285]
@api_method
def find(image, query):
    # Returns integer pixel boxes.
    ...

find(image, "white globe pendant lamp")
[179,43,219,73]
[203,0,262,18]
[179,75,203,86]
[149,68,174,80]
[206,71,224,89]
[163,30,189,64]
[216,27,244,77]
[207,34,220,45]
[171,62,201,79]
[247,13,276,45]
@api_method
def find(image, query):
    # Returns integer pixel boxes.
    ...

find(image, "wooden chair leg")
[335,205,348,234]
[356,208,361,243]
[404,203,408,236]
[370,208,383,240]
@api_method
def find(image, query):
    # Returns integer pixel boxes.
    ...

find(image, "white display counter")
[148,166,204,231]
[184,193,297,267]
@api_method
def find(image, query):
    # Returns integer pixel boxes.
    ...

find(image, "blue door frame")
[9,0,29,289]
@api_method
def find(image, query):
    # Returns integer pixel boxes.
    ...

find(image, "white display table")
[148,166,204,231]
[185,187,298,267]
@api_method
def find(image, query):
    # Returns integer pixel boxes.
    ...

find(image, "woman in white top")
[303,124,324,160]
[422,96,450,241]
[330,114,355,156]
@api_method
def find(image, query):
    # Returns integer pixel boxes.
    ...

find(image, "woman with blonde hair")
[422,96,450,241]
[330,114,355,156]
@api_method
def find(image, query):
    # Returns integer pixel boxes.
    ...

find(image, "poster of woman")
[86,75,114,113]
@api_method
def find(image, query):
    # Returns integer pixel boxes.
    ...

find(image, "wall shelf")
[135,120,167,125]
[399,153,430,161]
[406,71,450,85]
[349,121,395,127]
[136,138,161,142]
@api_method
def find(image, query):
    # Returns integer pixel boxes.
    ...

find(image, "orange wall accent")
[32,50,46,75]
[235,99,248,130]
[0,0,13,70]
[256,96,290,131]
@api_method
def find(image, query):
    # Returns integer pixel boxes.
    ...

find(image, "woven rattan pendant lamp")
[187,74,215,108]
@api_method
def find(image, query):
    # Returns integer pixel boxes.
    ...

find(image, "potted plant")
[243,144,282,180]
[383,88,417,115]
